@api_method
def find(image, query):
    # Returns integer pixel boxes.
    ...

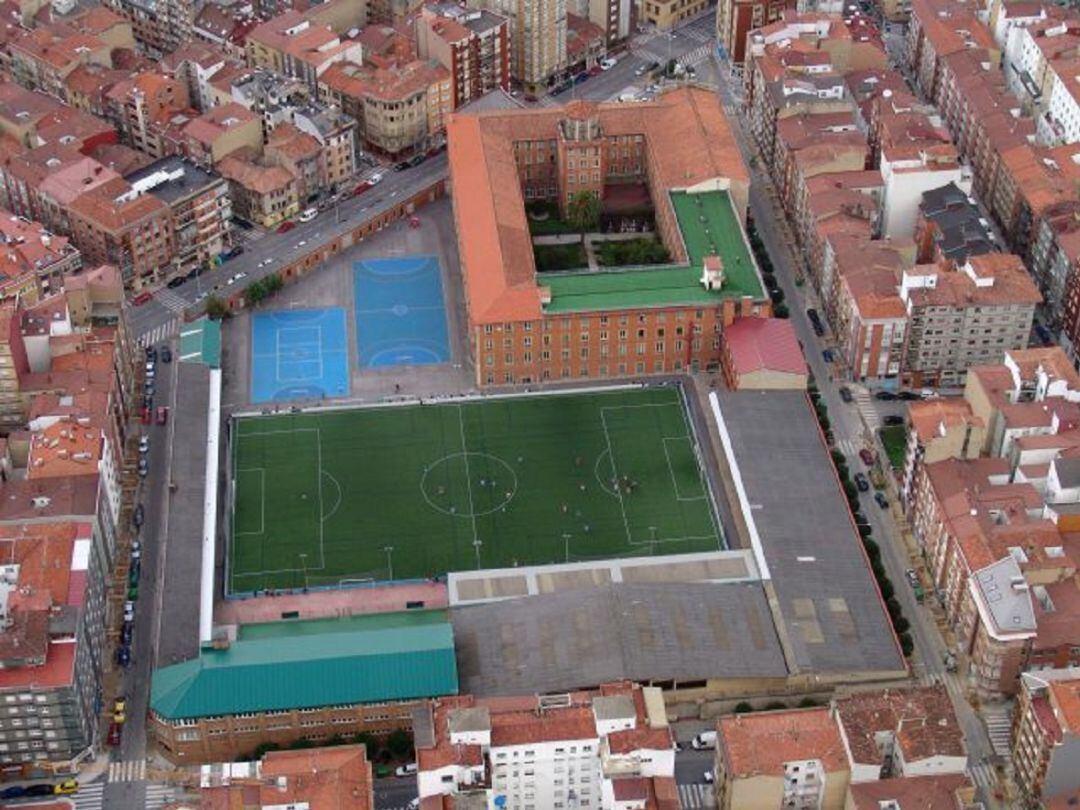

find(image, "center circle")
[391,303,409,317]
[421,452,518,518]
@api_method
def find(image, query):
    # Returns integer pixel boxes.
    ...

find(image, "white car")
[234,271,247,282]
[226,275,238,285]
[139,436,150,453]
[123,601,135,622]
[298,207,318,223]
[600,57,617,70]
[703,770,714,783]
[296,241,307,248]
[195,292,208,303]
[395,763,418,777]
[370,172,384,185]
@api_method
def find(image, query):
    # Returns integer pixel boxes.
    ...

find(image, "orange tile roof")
[718,708,848,777]
[1050,677,1080,734]
[183,101,258,147]
[319,59,448,103]
[848,774,972,809]
[447,87,748,325]
[724,317,808,377]
[267,122,320,161]
[256,745,373,810]
[218,154,296,194]
[27,418,104,480]
[909,399,983,444]
[834,685,965,763]
[905,254,1042,309]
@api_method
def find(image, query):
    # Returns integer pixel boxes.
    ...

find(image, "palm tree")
[565,190,601,245]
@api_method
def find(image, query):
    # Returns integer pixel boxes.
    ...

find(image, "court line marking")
[676,392,724,550]
[457,405,480,554]
[321,469,343,523]
[234,468,265,536]
[599,409,634,549]
[662,436,707,502]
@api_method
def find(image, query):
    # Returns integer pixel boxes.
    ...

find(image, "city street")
[708,47,1006,805]
[126,155,450,345]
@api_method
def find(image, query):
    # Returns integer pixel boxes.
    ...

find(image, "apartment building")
[0,210,82,304]
[7,25,113,102]
[473,0,566,92]
[715,707,850,810]
[719,316,808,390]
[900,398,984,511]
[448,89,770,387]
[318,60,450,157]
[245,11,364,92]
[216,155,299,228]
[899,253,1041,387]
[196,745,373,808]
[832,685,967,781]
[1001,14,1080,146]
[716,0,796,63]
[913,182,997,265]
[149,612,458,764]
[125,157,231,279]
[291,105,357,192]
[639,0,709,31]
[103,0,195,57]
[180,102,263,169]
[416,4,511,109]
[1013,668,1080,804]
[416,682,676,809]
[104,72,193,160]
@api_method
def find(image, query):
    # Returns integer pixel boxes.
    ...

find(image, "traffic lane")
[119,344,178,762]
[674,747,715,784]
[165,157,449,305]
[103,778,147,810]
[373,777,418,810]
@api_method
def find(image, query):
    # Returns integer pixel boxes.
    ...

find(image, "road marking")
[153,288,189,314]
[71,781,105,810]
[108,759,147,782]
[677,782,715,809]
[137,318,179,348]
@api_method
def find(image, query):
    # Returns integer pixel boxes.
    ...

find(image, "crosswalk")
[677,782,715,809]
[108,759,147,782]
[853,388,881,430]
[982,703,1014,758]
[69,780,178,810]
[153,288,189,315]
[136,318,179,348]
[968,761,998,793]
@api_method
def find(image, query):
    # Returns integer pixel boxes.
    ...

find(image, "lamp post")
[384,546,394,580]
[473,539,483,569]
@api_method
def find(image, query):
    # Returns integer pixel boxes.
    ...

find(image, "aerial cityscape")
[0,0,1075,806]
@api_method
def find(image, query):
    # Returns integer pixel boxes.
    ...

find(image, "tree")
[862,538,880,560]
[899,632,914,656]
[386,729,413,758]
[205,295,228,320]
[352,732,377,751]
[774,303,790,318]
[893,615,910,634]
[733,702,753,713]
[764,701,787,711]
[879,578,895,602]
[252,741,280,759]
[886,597,903,621]
[797,697,817,708]
[565,190,601,244]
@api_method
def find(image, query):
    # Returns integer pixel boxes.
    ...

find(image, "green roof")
[543,190,764,313]
[238,609,450,640]
[150,621,457,720]
[179,317,221,368]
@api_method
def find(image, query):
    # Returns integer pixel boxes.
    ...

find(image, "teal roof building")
[151,612,458,720]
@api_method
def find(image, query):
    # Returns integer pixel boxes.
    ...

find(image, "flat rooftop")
[543,190,763,313]
[713,391,905,675]
[125,155,221,205]
[451,581,788,697]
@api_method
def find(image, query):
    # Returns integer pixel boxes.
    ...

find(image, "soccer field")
[227,387,723,594]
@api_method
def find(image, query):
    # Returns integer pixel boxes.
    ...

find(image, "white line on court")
[457,405,480,554]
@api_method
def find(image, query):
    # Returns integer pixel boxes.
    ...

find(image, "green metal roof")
[178,317,221,368]
[238,608,450,640]
[151,622,458,720]
[543,190,764,313]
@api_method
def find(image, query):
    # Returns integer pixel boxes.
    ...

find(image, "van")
[691,731,717,750]
[299,207,318,223]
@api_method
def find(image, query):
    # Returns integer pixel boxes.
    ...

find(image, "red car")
[131,291,153,306]
[352,181,373,197]
[140,407,152,425]
[276,221,296,234]
[156,406,169,425]
[859,448,876,466]
[107,721,122,747]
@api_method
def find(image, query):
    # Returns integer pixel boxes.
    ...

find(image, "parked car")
[859,448,875,466]
[123,601,135,622]
[806,308,820,322]
[139,436,150,454]
[906,568,925,601]
[874,391,897,401]
[121,622,133,645]
[600,57,617,70]
[116,645,131,667]
[854,472,870,492]
[156,406,169,425]
[54,780,78,796]
[160,346,172,363]
[409,154,426,168]
[822,349,834,363]
[132,291,153,306]
[874,491,889,509]
[395,763,418,777]
[132,504,144,528]
[221,245,245,261]
[299,207,318,223]
[896,390,920,401]
[113,697,126,724]
[145,346,157,362]
[276,221,296,234]
[703,770,714,784]
[394,160,411,171]
[634,63,648,76]
[107,721,122,747]
[838,386,853,403]
[691,731,717,750]
[0,786,27,799]
[140,407,152,425]
[128,562,140,588]
[166,276,186,289]
[138,457,148,478]
[352,181,373,197]
[883,414,905,426]
[811,319,826,337]
[25,784,55,797]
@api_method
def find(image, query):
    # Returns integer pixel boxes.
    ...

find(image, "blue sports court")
[251,308,350,403]
[353,255,450,368]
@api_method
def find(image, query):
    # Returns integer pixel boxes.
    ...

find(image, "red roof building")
[720,317,808,389]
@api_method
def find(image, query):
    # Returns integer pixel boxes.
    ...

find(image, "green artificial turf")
[228,387,722,593]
